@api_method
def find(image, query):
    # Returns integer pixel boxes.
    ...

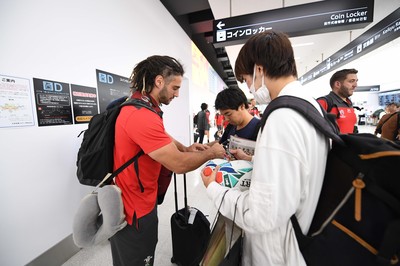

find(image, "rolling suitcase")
[170,173,211,266]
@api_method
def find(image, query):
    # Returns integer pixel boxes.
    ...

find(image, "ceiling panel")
[161,0,400,93]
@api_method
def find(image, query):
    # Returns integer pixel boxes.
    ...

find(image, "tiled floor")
[63,125,376,266]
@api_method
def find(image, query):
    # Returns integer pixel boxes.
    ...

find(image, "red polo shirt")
[114,94,171,225]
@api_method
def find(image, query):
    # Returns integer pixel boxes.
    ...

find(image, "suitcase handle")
[173,173,188,220]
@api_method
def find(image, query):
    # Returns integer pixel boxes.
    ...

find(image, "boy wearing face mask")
[201,31,329,266]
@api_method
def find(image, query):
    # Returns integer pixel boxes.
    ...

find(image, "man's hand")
[201,165,220,188]
[187,143,209,152]
[209,143,226,159]
[229,148,252,161]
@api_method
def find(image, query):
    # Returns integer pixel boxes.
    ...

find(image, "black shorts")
[110,206,158,266]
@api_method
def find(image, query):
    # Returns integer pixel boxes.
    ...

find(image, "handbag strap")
[211,190,243,253]
[210,189,229,230]
[227,195,242,251]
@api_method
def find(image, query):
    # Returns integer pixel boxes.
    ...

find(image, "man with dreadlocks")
[110,55,225,266]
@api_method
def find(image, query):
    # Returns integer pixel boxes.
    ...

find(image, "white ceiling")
[208,0,400,94]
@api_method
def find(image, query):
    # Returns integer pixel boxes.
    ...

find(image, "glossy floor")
[63,125,375,266]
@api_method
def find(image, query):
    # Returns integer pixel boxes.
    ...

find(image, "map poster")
[96,69,130,113]
[33,78,73,126]
[0,74,35,128]
[71,84,98,124]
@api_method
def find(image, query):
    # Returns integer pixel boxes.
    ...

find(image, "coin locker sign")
[213,0,374,47]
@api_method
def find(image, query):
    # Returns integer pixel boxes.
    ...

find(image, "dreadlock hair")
[129,55,185,94]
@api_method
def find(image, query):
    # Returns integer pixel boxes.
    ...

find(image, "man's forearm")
[168,134,188,152]
[174,139,190,152]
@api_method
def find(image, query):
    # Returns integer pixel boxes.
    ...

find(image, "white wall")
[1,1,397,264]
[0,0,212,265]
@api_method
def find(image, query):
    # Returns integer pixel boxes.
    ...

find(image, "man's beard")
[339,85,352,98]
[159,86,172,105]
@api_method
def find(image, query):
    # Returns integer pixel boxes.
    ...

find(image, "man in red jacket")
[317,69,358,134]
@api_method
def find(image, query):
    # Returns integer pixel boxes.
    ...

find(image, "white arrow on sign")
[217,21,225,30]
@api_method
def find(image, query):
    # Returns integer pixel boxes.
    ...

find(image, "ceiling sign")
[213,0,374,47]
[355,85,380,92]
[299,7,400,85]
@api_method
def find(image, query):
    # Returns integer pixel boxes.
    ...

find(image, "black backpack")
[261,96,400,266]
[76,98,159,189]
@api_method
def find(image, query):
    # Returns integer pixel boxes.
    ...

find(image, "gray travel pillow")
[72,185,127,248]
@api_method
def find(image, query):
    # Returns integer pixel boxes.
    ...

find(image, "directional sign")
[355,85,380,92]
[299,7,400,85]
[213,0,374,47]
[216,21,225,30]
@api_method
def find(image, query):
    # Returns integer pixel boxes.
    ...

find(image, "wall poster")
[71,84,98,124]
[96,69,131,113]
[0,74,35,128]
[33,78,73,126]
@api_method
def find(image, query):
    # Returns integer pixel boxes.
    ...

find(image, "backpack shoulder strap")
[317,94,340,118]
[325,95,334,113]
[101,98,160,191]
[317,95,333,112]
[260,96,344,145]
[97,150,145,191]
[376,112,399,134]
[396,112,400,140]
[251,119,261,141]
[260,96,344,248]
[122,98,162,118]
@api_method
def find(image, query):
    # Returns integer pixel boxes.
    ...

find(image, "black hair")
[201,103,208,110]
[329,68,358,88]
[235,30,297,82]
[215,88,249,110]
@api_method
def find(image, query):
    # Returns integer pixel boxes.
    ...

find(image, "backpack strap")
[260,96,344,146]
[395,112,400,140]
[290,214,312,256]
[317,95,339,117]
[375,112,398,135]
[99,99,161,192]
[122,98,162,118]
[251,119,261,141]
[260,96,344,261]
[397,112,400,140]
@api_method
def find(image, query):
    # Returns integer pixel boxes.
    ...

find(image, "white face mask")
[249,66,271,105]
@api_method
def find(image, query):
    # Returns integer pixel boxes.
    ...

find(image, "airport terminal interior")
[1,0,399,265]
